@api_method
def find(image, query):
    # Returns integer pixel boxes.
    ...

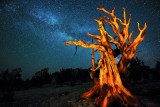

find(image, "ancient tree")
[64,7,147,107]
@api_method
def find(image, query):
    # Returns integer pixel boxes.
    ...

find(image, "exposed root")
[81,82,100,99]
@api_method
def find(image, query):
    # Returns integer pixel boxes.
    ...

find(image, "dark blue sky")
[0,0,159,79]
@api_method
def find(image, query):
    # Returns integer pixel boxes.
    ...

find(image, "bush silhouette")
[153,61,160,80]
[0,68,23,102]
[31,68,52,87]
[128,57,151,83]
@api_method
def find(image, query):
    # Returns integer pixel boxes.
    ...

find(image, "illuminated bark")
[64,7,147,107]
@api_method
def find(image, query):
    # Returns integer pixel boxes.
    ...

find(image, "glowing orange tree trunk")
[64,7,147,107]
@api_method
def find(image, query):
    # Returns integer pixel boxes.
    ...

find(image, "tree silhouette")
[53,68,91,87]
[0,68,23,102]
[128,57,150,83]
[11,68,24,90]
[153,61,160,80]
[31,68,52,87]
[64,7,147,107]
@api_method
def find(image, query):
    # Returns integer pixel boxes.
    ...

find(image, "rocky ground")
[0,80,160,107]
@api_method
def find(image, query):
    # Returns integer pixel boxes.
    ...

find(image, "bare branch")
[122,7,126,23]
[128,14,131,25]
[126,22,147,52]
[87,33,101,40]
[64,40,106,52]
[91,58,102,72]
[103,16,118,35]
[97,8,115,18]
[97,8,124,42]
[97,7,147,61]
[116,18,125,25]
[128,30,134,44]
[94,18,111,47]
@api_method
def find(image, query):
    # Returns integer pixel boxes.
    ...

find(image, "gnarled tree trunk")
[64,7,147,107]
[82,48,137,107]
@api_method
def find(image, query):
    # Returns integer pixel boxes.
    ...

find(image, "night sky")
[0,0,159,79]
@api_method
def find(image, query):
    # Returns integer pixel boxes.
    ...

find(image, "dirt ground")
[0,81,160,107]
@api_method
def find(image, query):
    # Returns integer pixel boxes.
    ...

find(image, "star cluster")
[0,0,159,78]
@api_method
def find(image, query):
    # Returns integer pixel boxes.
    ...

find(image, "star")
[0,0,159,79]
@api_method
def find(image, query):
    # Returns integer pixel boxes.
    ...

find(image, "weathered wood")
[64,7,147,107]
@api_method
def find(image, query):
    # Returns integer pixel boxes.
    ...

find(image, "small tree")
[0,68,22,102]
[128,57,145,83]
[64,7,147,107]
[153,61,160,80]
[31,68,51,87]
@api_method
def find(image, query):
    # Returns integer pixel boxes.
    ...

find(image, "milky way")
[0,0,159,79]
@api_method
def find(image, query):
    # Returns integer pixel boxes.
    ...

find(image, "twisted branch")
[64,40,106,52]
